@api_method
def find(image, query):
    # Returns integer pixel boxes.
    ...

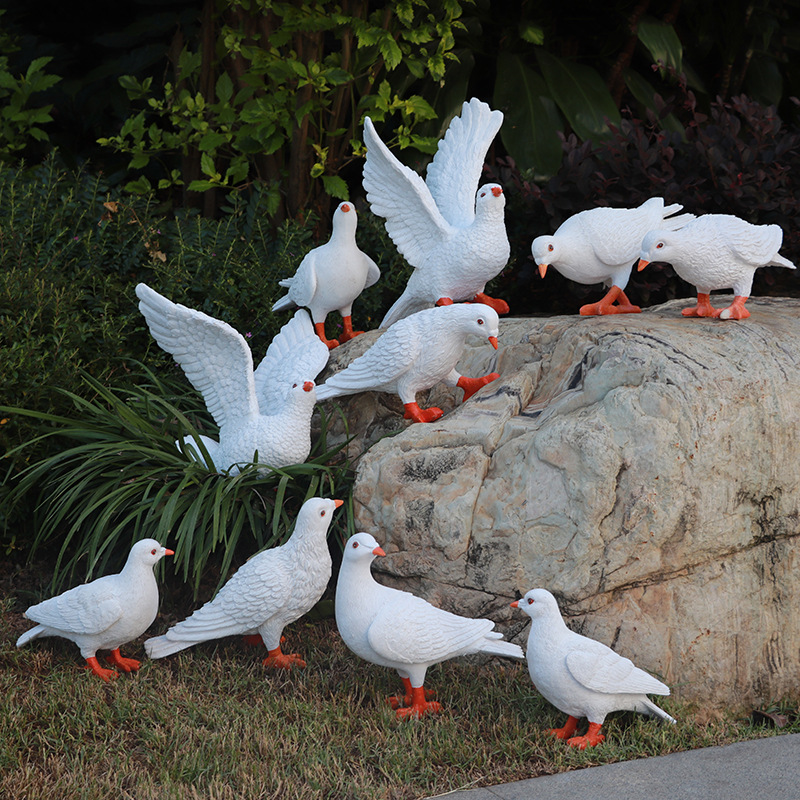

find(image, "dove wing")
[362,116,453,269]
[566,646,670,695]
[723,219,784,266]
[367,592,496,665]
[254,310,329,408]
[575,207,651,266]
[425,98,503,227]
[27,580,124,635]
[136,283,257,426]
[285,251,318,308]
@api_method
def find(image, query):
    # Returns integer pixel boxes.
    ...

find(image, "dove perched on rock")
[16,539,173,681]
[336,532,524,718]
[314,303,501,423]
[531,198,695,315]
[638,213,796,320]
[512,588,676,749]
[136,283,329,474]
[363,98,510,328]
[271,201,381,349]
[145,497,341,669]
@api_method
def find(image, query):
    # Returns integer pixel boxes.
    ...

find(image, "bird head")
[343,532,385,562]
[296,497,344,531]
[333,200,358,234]
[289,380,317,401]
[131,538,174,567]
[510,588,560,620]
[476,183,505,212]
[531,236,558,278]
[638,229,671,271]
[463,303,500,347]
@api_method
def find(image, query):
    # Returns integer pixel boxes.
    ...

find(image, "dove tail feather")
[639,697,677,724]
[271,294,296,312]
[379,291,428,329]
[16,625,46,648]
[770,253,796,269]
[143,634,195,659]
[479,639,525,661]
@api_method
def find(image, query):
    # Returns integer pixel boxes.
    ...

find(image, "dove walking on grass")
[272,201,380,348]
[531,197,695,315]
[638,213,796,320]
[136,283,329,474]
[314,303,501,423]
[363,98,510,327]
[512,588,675,749]
[336,532,524,718]
[17,539,173,681]
[145,497,342,669]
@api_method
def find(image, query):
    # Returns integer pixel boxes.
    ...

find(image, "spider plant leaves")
[1,365,353,597]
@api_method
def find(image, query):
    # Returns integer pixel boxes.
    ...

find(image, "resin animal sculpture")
[272,201,381,349]
[136,284,329,474]
[531,198,695,315]
[363,97,510,328]
[336,532,524,718]
[314,303,500,423]
[17,539,173,681]
[638,214,796,320]
[512,588,675,749]
[145,497,341,669]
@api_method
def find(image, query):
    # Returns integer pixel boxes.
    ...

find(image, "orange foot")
[394,685,442,719]
[85,656,118,682]
[682,292,717,318]
[567,722,605,749]
[388,677,437,710]
[580,286,641,316]
[547,715,579,740]
[717,295,750,320]
[403,402,443,423]
[106,648,141,673]
[457,372,500,401]
[472,292,510,315]
[338,315,364,342]
[262,646,306,670]
[314,322,339,349]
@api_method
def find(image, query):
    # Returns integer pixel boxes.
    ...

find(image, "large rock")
[318,297,800,713]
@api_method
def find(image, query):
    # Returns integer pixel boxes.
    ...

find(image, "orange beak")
[491,186,502,197]
[333,499,344,508]
[637,259,649,272]
[489,336,498,350]
[303,381,314,392]
[164,549,175,556]
[538,263,548,279]
[510,600,519,608]
[373,546,386,557]
[341,203,351,212]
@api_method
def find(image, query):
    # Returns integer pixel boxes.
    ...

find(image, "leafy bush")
[2,365,355,596]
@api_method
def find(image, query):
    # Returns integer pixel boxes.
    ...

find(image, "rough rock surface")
[317,297,800,713]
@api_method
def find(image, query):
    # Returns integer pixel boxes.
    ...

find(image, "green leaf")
[536,48,620,141]
[216,71,234,104]
[637,17,683,74]
[623,69,686,137]
[198,131,229,152]
[320,175,349,200]
[494,53,563,178]
[200,152,218,178]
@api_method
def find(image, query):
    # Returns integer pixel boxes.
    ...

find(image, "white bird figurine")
[512,588,675,749]
[16,539,173,681]
[136,283,329,474]
[145,497,341,668]
[315,303,500,423]
[531,198,695,315]
[336,532,524,718]
[271,201,381,349]
[638,213,796,320]
[362,97,510,328]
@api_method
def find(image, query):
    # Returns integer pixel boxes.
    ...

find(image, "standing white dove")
[314,303,501,423]
[638,213,796,320]
[512,588,675,749]
[531,198,695,315]
[271,201,381,349]
[145,497,341,669]
[136,283,329,474]
[336,532,524,718]
[363,97,510,328]
[16,539,173,681]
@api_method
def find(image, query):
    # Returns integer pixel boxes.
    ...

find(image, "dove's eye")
[527,597,534,605]
[480,191,486,197]
[352,541,359,549]
[151,548,157,556]
[477,318,484,325]
[656,242,664,249]
[320,510,326,517]
[292,383,298,388]
[548,244,554,252]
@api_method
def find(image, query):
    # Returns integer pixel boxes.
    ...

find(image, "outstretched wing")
[136,283,257,427]
[425,98,503,227]
[362,116,453,269]
[566,645,670,696]
[254,309,329,408]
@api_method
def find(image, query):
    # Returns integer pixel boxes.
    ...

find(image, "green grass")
[2,588,798,800]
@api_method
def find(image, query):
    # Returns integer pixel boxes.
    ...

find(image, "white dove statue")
[638,213,796,320]
[16,539,173,681]
[136,283,329,474]
[314,303,501,423]
[271,201,381,349]
[336,532,524,718]
[512,588,676,749]
[145,497,341,669]
[363,97,510,328]
[531,198,695,315]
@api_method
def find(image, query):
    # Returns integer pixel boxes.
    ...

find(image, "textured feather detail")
[24,580,124,637]
[566,648,670,696]
[425,98,503,227]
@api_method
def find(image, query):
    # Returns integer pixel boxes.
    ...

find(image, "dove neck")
[336,555,378,608]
